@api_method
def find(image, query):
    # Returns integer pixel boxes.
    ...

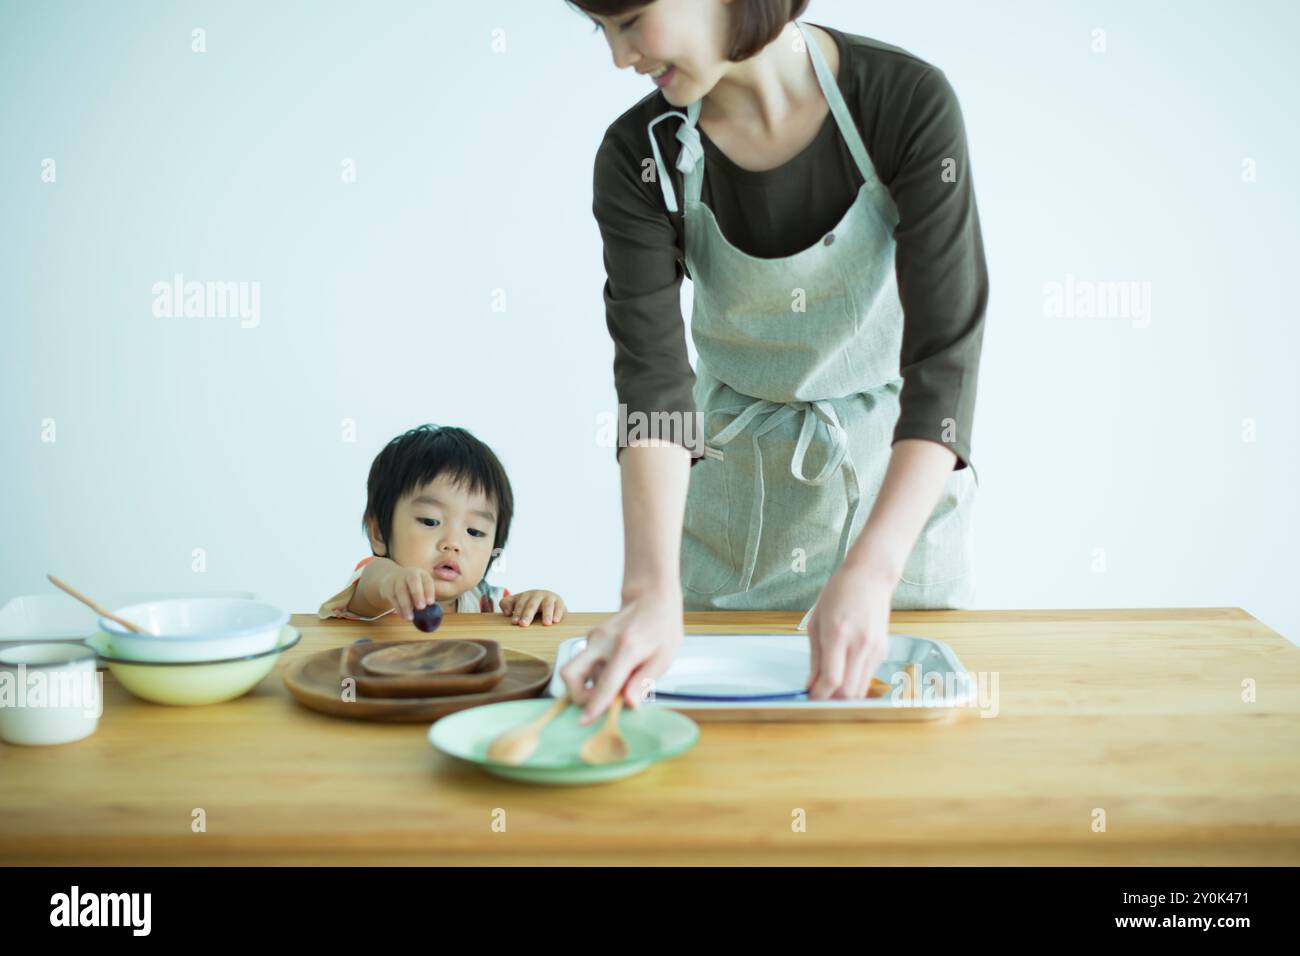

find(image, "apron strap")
[646,101,704,214]
[795,20,878,188]
[646,22,876,214]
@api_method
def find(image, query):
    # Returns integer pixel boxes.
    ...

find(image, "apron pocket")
[680,455,736,595]
[898,464,977,588]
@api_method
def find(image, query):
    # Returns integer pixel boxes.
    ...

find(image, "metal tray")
[546,632,976,722]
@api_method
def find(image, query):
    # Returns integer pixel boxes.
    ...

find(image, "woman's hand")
[805,562,897,699]
[560,585,684,725]
[499,590,566,626]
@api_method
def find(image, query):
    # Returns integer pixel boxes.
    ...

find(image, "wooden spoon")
[46,574,149,634]
[486,693,571,766]
[579,695,630,765]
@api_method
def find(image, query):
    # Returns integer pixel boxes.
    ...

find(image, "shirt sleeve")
[885,67,988,472]
[592,124,705,469]
[316,556,393,622]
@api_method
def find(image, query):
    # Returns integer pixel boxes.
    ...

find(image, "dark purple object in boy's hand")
[412,602,443,633]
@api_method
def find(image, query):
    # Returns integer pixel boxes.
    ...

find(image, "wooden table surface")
[1,608,1297,865]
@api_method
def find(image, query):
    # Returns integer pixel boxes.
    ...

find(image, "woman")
[563,0,988,723]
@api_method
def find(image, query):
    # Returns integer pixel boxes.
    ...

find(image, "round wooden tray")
[283,643,551,722]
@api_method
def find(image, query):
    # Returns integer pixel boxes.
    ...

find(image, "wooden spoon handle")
[46,574,147,634]
[525,693,570,733]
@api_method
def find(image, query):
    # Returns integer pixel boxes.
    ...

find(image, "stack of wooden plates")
[282,638,550,722]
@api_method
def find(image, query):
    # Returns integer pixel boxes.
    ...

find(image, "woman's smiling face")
[591,0,735,106]
[367,474,499,602]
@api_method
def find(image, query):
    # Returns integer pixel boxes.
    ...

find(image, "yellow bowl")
[84,626,300,706]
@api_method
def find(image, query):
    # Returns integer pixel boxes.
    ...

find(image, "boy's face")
[368,474,499,605]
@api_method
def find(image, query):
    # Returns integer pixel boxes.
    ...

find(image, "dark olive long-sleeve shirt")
[592,22,987,472]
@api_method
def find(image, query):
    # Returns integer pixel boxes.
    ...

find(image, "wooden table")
[1,608,1297,865]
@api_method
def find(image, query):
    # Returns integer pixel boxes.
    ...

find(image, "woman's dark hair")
[362,425,514,579]
[567,0,811,62]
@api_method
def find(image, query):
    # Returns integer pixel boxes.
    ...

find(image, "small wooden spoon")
[486,693,571,765]
[579,696,630,765]
[46,574,149,634]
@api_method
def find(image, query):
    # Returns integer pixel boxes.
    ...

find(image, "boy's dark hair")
[362,425,514,580]
[566,0,810,62]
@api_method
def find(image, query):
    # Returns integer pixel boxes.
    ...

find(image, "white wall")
[2,0,1296,644]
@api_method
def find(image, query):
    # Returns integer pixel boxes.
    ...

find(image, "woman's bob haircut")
[567,0,812,62]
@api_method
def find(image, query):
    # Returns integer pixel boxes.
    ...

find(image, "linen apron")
[647,20,979,613]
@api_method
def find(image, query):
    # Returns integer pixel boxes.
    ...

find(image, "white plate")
[654,643,810,699]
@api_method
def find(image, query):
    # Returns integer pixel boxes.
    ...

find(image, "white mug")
[0,643,102,746]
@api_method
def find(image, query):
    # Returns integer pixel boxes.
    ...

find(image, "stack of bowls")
[87,598,298,705]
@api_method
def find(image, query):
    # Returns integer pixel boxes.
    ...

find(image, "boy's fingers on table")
[514,593,543,625]
[543,596,566,625]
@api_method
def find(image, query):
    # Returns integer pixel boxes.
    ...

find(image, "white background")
[2,0,1296,645]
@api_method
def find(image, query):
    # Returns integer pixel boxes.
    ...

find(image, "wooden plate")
[341,639,507,699]
[285,644,551,722]
[362,640,486,676]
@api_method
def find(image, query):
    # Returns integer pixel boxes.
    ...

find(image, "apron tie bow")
[705,398,862,593]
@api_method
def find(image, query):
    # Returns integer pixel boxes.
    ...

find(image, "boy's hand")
[500,590,566,627]
[379,566,439,622]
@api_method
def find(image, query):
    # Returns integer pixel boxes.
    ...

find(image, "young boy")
[318,424,567,627]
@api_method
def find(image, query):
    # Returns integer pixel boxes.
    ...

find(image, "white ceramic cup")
[0,643,102,746]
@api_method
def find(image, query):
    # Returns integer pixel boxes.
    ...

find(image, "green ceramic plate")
[428,698,700,786]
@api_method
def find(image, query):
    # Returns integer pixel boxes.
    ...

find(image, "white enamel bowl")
[98,598,288,663]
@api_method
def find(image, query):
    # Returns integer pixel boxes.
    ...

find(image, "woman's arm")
[618,440,691,601]
[884,67,988,472]
[564,120,701,722]
[841,438,957,585]
[805,439,958,700]
[560,440,691,724]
